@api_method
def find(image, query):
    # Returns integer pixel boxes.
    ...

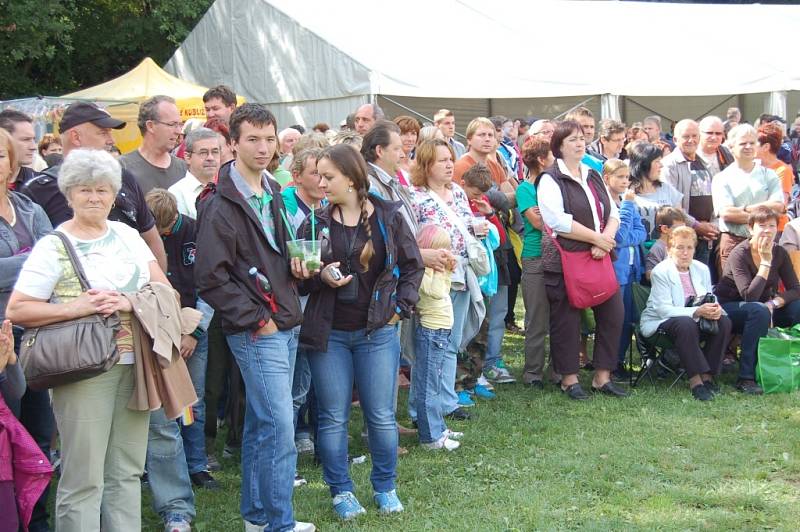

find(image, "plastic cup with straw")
[280,209,304,260]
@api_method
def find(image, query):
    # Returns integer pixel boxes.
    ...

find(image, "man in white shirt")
[168,127,222,219]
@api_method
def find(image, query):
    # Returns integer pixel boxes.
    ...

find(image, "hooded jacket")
[195,161,303,333]
[0,192,52,320]
[297,194,423,352]
[0,394,52,532]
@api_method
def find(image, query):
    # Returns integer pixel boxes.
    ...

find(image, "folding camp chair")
[629,283,686,389]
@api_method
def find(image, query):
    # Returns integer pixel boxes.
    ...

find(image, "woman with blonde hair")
[640,226,731,400]
[409,139,490,416]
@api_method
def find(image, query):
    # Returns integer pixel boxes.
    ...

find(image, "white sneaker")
[293,522,316,532]
[165,515,191,532]
[444,428,464,440]
[244,522,264,532]
[421,435,460,451]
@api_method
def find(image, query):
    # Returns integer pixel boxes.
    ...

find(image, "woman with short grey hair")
[6,148,170,532]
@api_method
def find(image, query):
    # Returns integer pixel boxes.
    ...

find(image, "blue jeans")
[226,330,297,530]
[291,328,312,439]
[720,301,772,380]
[408,289,469,420]
[723,299,800,379]
[181,332,209,474]
[485,285,509,369]
[617,282,635,365]
[147,408,196,521]
[309,325,399,496]
[412,325,450,443]
[444,289,470,414]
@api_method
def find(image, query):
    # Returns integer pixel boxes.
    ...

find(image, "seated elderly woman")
[5,149,175,531]
[640,226,732,401]
[714,207,800,395]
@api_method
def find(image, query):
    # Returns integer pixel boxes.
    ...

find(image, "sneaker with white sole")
[473,383,496,399]
[244,521,264,532]
[374,489,405,514]
[484,365,516,384]
[421,435,460,451]
[293,522,316,532]
[457,390,475,407]
[444,428,463,440]
[332,491,366,520]
[476,374,495,391]
[294,473,307,488]
[164,514,191,532]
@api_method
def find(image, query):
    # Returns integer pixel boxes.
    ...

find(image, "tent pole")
[554,96,597,121]
[378,95,468,140]
[693,95,736,123]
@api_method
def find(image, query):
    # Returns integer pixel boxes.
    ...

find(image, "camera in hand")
[328,266,343,281]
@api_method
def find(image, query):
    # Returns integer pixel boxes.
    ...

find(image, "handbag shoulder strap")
[586,177,606,233]
[427,188,475,245]
[51,231,91,292]
[542,224,565,253]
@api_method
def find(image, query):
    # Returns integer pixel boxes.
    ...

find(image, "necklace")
[1,197,15,226]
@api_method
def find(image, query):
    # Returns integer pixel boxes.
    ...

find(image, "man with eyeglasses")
[588,119,627,162]
[169,127,222,219]
[697,116,734,176]
[120,95,188,193]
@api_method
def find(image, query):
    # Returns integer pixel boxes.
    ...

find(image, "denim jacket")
[0,192,52,319]
[612,199,647,286]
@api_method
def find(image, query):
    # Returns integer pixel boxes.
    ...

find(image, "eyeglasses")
[702,131,724,136]
[189,149,221,158]
[153,120,182,129]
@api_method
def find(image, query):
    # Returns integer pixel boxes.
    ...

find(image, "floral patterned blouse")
[409,183,476,258]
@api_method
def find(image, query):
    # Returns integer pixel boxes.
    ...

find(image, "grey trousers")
[521,258,550,383]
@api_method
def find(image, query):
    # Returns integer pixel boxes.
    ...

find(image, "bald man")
[697,116,734,176]
[660,119,720,263]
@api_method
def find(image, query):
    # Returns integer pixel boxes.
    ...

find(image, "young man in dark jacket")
[194,104,314,532]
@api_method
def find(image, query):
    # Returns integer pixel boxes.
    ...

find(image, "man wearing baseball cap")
[23,101,199,531]
[21,101,166,269]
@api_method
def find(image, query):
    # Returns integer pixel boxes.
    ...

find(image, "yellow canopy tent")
[63,57,244,153]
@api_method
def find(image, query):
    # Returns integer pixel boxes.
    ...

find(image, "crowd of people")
[2,86,800,532]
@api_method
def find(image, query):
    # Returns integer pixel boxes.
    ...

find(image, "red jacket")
[0,394,52,532]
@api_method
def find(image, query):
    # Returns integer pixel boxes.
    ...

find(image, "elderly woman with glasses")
[6,149,174,531]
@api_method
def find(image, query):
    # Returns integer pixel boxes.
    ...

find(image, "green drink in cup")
[301,240,322,271]
[286,239,305,260]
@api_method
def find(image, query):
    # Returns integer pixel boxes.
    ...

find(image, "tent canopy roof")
[166,0,800,103]
[65,57,214,102]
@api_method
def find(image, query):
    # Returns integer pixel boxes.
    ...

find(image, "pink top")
[679,271,696,299]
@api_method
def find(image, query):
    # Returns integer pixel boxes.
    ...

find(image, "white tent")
[165,0,800,131]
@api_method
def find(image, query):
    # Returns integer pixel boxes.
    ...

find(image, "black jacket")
[162,214,197,309]
[195,161,302,333]
[297,195,423,352]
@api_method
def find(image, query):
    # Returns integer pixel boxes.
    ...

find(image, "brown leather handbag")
[19,231,121,391]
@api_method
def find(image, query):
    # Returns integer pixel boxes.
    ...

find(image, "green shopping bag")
[756,327,800,394]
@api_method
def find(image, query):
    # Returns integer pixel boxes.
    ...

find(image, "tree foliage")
[0,0,214,100]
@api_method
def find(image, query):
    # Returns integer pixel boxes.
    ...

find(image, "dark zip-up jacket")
[297,194,423,352]
[194,161,302,333]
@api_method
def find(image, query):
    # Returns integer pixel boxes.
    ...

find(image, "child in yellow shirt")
[413,225,461,451]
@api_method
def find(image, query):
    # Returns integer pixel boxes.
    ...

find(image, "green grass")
[133,325,800,531]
